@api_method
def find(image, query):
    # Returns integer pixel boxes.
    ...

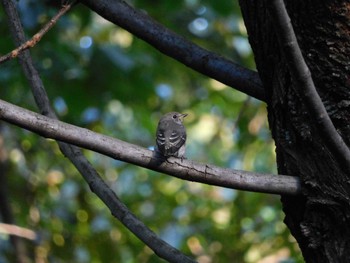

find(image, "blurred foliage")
[0,0,302,262]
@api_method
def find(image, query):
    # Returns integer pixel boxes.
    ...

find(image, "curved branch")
[1,1,195,262]
[268,0,350,173]
[0,99,301,196]
[81,0,266,102]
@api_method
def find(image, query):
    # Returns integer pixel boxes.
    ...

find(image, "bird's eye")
[172,114,177,119]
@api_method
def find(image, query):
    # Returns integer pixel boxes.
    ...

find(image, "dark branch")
[58,141,196,263]
[81,0,266,102]
[0,99,301,196]
[1,0,54,117]
[1,1,195,262]
[268,0,350,173]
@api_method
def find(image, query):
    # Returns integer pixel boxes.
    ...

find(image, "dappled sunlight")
[47,170,64,186]
[79,36,93,49]
[9,148,25,165]
[188,17,210,37]
[76,209,89,223]
[0,1,302,262]
[155,83,173,100]
[209,79,227,91]
[189,114,218,143]
[248,109,267,135]
[109,29,133,48]
[187,236,204,255]
[158,177,183,196]
[211,207,231,229]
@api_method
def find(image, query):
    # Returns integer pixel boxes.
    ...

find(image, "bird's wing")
[156,129,166,148]
[168,130,185,148]
[156,127,186,156]
[165,129,186,156]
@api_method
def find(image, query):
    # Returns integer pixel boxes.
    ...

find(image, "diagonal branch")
[0,99,301,196]
[0,1,77,64]
[1,1,195,262]
[81,0,266,102]
[267,0,350,173]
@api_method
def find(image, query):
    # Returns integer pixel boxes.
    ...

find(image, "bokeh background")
[0,0,302,262]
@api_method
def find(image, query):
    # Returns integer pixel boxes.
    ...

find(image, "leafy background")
[0,0,302,262]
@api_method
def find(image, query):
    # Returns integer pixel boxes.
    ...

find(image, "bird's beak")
[179,113,188,121]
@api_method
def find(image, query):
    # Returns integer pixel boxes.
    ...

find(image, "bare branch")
[0,223,37,241]
[0,136,30,262]
[267,0,350,173]
[81,0,266,102]
[1,1,195,262]
[0,1,77,64]
[0,99,301,196]
[62,143,196,263]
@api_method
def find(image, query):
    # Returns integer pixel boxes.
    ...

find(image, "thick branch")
[81,0,266,102]
[268,0,350,173]
[0,99,301,196]
[1,1,195,262]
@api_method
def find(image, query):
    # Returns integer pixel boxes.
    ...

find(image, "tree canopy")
[0,0,303,262]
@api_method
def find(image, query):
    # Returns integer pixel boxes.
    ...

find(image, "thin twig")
[0,223,37,241]
[0,1,77,64]
[81,0,266,102]
[0,136,31,262]
[1,1,195,262]
[267,0,350,173]
[0,99,302,196]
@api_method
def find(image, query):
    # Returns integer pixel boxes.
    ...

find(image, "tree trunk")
[239,0,350,262]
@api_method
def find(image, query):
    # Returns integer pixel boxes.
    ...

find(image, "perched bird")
[156,112,187,158]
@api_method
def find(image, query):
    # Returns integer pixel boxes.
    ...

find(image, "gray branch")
[81,0,266,102]
[0,99,301,196]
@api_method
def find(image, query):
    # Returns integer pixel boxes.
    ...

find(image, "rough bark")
[239,0,350,262]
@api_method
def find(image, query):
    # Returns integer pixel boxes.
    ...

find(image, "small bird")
[156,112,187,158]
